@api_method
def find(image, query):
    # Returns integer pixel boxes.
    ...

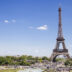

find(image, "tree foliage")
[0,55,50,66]
[64,58,72,66]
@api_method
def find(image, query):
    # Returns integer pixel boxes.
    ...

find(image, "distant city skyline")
[0,0,72,57]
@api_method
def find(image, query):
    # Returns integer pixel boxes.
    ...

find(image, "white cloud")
[29,25,48,31]
[36,25,48,30]
[4,20,9,23]
[3,19,16,24]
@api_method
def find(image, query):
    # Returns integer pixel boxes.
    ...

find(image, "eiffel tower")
[51,7,70,62]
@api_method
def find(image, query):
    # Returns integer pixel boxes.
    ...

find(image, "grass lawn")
[0,69,19,72]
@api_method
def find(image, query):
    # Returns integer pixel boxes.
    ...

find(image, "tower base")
[51,49,70,62]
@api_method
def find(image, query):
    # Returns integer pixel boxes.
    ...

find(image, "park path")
[18,68,43,72]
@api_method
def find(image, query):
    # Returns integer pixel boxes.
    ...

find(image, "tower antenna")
[59,3,61,8]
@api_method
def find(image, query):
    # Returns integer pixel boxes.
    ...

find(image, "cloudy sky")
[0,0,72,57]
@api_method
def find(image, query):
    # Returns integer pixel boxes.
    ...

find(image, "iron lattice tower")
[51,7,70,62]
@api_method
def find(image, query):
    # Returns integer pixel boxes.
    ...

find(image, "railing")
[53,49,68,53]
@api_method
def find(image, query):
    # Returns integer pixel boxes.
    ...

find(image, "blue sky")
[0,0,72,57]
